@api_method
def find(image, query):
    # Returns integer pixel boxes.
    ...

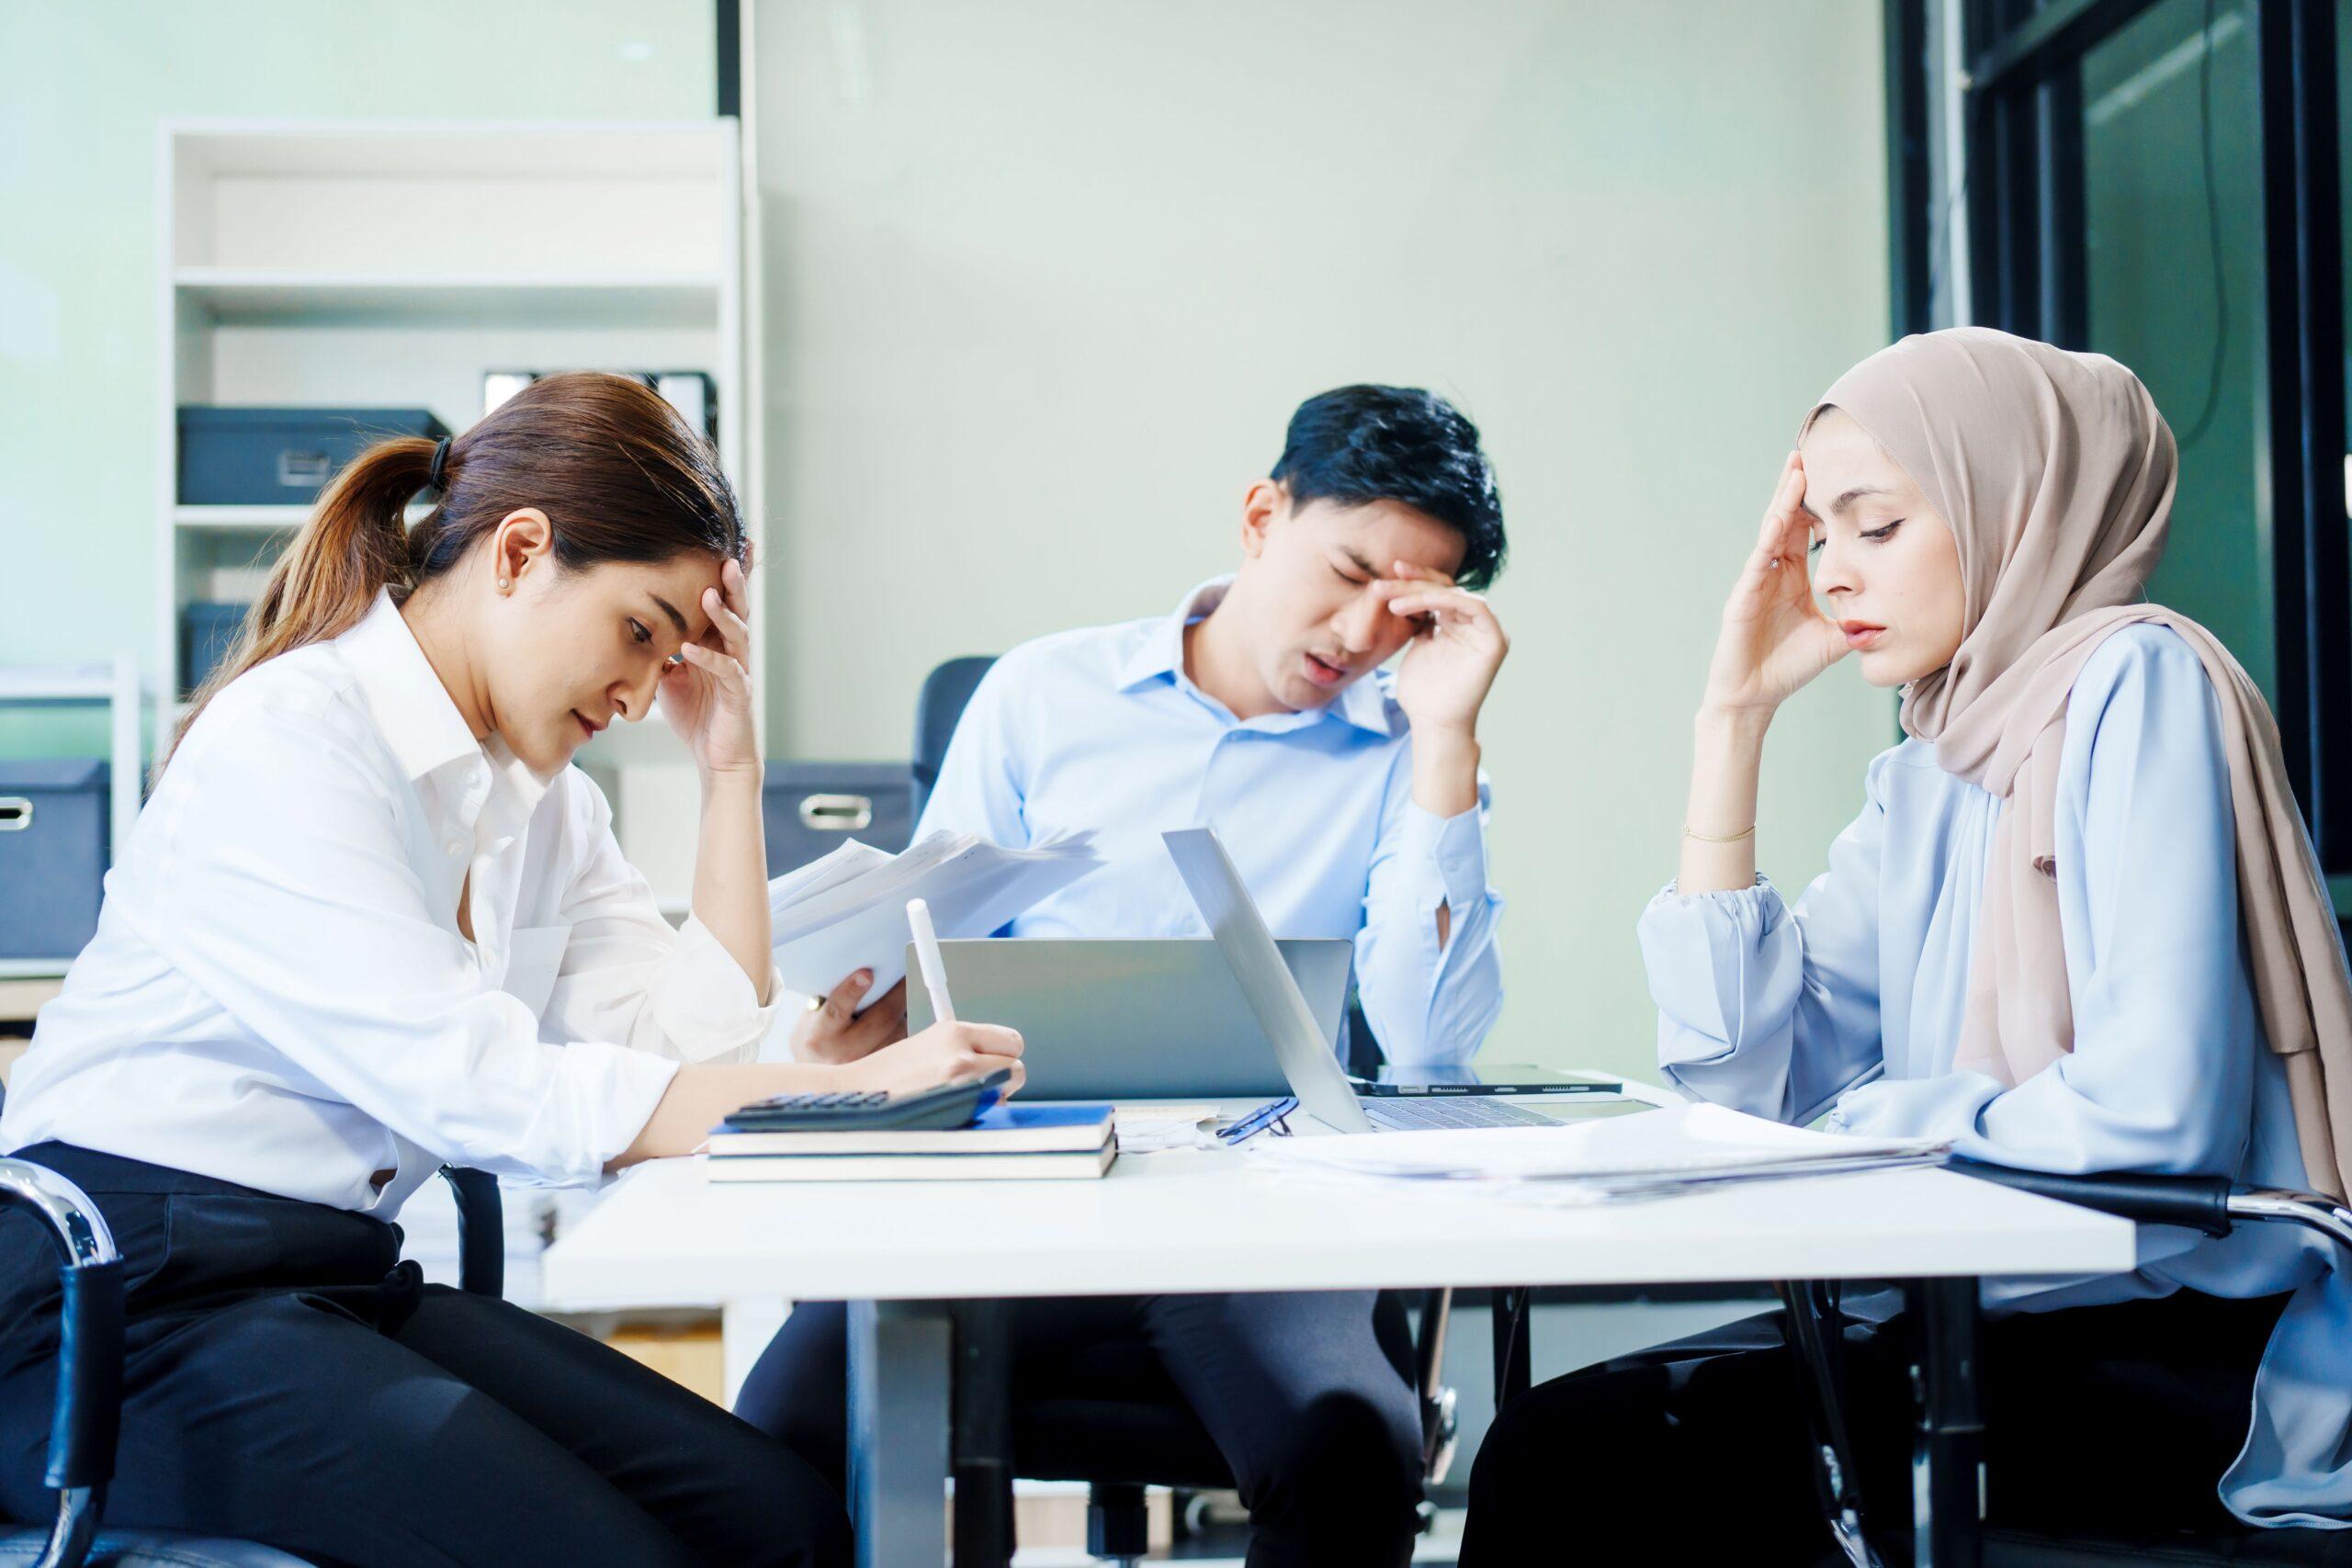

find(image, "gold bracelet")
[1683,823,1756,843]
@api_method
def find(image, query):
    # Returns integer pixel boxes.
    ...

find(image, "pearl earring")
[497,577,511,591]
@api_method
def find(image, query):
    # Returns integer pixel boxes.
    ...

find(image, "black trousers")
[0,1143,850,1568]
[736,1291,1425,1568]
[1460,1286,2290,1566]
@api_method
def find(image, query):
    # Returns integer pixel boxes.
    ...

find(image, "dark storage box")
[0,760,108,961]
[763,762,915,876]
[177,406,451,505]
[181,601,252,696]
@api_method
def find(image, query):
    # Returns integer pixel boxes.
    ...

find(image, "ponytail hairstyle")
[164,372,743,774]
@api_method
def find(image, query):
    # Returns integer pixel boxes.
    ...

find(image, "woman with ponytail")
[0,374,1014,1565]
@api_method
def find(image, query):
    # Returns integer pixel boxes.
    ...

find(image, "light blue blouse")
[1639,624,2352,1528]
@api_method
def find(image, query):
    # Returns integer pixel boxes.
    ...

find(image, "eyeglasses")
[1215,1095,1297,1146]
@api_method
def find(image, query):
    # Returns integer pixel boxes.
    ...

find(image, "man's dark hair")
[1269,384,1506,590]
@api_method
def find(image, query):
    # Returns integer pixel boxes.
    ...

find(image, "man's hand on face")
[1379,561,1509,741]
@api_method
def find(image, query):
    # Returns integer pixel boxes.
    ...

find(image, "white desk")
[545,1136,2134,1568]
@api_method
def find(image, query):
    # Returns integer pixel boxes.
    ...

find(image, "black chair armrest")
[436,1167,505,1300]
[0,1156,126,1568]
[1948,1158,2236,1237]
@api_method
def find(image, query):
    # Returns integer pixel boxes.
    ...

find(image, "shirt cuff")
[1396,802,1491,910]
[1650,874,1778,908]
[653,914,788,1065]
[1638,875,1793,1067]
[521,1038,682,1185]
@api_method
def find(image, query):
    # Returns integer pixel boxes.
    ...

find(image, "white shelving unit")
[157,121,759,838]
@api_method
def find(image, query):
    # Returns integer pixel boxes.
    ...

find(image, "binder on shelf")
[481,369,717,440]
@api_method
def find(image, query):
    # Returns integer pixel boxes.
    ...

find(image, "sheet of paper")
[1244,1103,1948,1192]
[767,829,1104,1005]
[1114,1105,1218,1154]
[764,839,894,923]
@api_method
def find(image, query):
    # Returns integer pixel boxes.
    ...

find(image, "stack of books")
[707,1102,1118,1182]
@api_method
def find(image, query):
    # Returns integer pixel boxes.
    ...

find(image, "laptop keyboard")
[1363,1096,1554,1131]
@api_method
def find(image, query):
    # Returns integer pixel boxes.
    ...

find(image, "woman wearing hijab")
[1458,328,2352,1561]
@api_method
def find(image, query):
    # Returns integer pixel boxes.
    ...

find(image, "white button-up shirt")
[1,591,783,1214]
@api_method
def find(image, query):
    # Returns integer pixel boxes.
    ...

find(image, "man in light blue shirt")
[909,575,1505,1066]
[741,385,1510,1565]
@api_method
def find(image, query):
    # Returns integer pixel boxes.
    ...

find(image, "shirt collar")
[339,591,556,813]
[1114,575,1398,737]
[1114,576,1227,692]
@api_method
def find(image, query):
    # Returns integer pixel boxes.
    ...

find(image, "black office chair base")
[1086,1483,1150,1564]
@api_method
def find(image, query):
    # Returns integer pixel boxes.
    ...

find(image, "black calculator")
[723,1067,1013,1133]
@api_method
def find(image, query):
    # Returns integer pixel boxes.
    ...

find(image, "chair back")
[437,1167,504,1300]
[911,657,997,825]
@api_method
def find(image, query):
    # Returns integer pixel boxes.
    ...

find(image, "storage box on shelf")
[763,761,917,875]
[0,760,108,963]
[0,658,142,983]
[177,405,449,506]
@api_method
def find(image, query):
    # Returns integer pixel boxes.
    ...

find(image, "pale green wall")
[0,0,717,754]
[752,0,1898,1079]
[5,3,1898,1084]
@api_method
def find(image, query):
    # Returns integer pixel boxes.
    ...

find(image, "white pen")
[906,897,956,1023]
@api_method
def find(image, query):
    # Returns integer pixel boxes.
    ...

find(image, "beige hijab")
[1809,327,2352,1201]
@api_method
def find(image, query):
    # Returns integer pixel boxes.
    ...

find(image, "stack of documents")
[707,1102,1118,1182]
[767,829,1102,1004]
[1249,1103,1949,1201]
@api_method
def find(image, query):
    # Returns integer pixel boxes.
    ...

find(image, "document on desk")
[768,829,1103,1006]
[1248,1103,1949,1201]
[1113,1104,1219,1154]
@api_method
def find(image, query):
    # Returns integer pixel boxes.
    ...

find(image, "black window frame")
[1885,0,2352,877]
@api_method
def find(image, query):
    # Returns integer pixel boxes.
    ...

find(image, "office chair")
[950,1289,1459,1568]
[911,656,998,825]
[0,1157,506,1568]
[1487,1170,2352,1567]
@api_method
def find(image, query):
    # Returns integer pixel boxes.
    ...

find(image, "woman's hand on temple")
[1700,453,1849,720]
[662,550,762,778]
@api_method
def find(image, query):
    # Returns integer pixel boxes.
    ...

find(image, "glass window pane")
[2079,0,2271,697]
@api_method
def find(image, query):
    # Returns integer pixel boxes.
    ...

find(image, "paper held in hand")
[1246,1102,1951,1199]
[767,829,1103,1007]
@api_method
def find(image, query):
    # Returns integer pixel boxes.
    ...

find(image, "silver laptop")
[903,938,1353,1100]
[1162,827,1552,1133]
